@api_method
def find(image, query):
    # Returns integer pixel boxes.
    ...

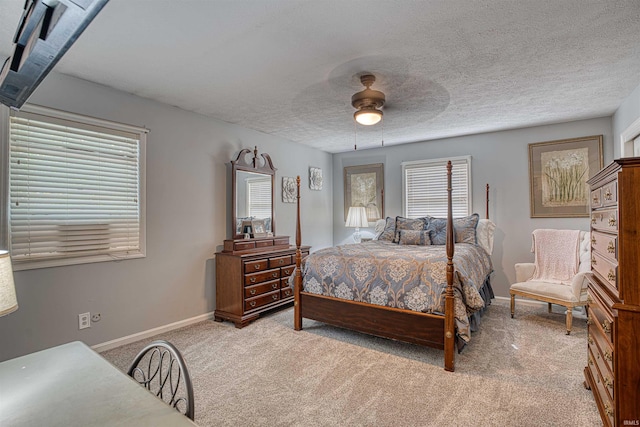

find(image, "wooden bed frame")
[293,161,475,372]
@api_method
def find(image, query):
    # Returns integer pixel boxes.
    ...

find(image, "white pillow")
[476,219,496,255]
[372,219,386,240]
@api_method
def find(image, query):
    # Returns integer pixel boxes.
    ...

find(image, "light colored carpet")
[102,299,601,426]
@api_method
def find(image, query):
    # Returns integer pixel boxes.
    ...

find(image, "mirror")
[231,147,276,239]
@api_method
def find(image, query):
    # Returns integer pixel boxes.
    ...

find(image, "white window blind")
[246,177,271,219]
[402,156,471,218]
[7,106,146,269]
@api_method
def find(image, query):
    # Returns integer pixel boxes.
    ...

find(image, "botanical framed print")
[529,135,603,218]
[282,176,296,203]
[344,163,384,222]
[309,167,323,190]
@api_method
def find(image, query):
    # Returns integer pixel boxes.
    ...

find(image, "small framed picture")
[309,167,323,190]
[282,176,296,203]
[251,219,267,237]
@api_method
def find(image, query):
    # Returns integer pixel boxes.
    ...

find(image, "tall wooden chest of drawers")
[214,237,309,328]
[584,158,640,426]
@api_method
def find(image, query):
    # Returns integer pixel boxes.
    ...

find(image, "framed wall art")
[309,167,323,190]
[344,163,384,222]
[528,135,603,218]
[282,176,296,203]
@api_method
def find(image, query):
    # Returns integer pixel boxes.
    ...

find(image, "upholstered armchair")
[510,230,591,334]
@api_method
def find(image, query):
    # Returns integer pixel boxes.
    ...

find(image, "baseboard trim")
[92,311,215,353]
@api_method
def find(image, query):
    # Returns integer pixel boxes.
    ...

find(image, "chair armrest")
[515,263,535,282]
[570,271,589,301]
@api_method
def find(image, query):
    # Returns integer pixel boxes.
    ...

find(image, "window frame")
[401,155,472,219]
[1,104,147,271]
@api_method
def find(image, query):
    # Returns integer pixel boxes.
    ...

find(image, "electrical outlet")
[78,312,91,330]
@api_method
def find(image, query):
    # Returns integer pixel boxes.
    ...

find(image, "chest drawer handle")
[587,295,593,304]
[249,301,256,307]
[604,349,612,362]
[592,195,599,203]
[586,316,592,326]
[603,376,613,388]
[604,189,612,200]
[591,257,597,266]
[608,216,616,227]
[607,270,616,282]
[250,277,256,283]
[250,289,256,295]
[272,294,278,300]
[279,259,284,265]
[272,283,278,289]
[588,335,594,345]
[591,217,596,225]
[604,403,613,417]
[591,236,596,244]
[607,241,615,254]
[588,357,594,366]
[602,320,611,334]
[255,264,261,270]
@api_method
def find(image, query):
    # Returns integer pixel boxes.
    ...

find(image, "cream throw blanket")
[530,229,581,284]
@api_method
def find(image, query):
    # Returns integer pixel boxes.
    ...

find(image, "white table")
[0,341,198,426]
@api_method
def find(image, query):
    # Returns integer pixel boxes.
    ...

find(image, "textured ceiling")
[1,0,639,153]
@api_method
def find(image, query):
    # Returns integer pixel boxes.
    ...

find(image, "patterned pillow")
[394,216,427,242]
[426,214,480,245]
[377,217,396,242]
[398,230,432,246]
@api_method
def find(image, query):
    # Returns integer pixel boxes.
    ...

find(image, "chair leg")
[548,302,552,313]
[566,307,573,335]
[510,294,515,318]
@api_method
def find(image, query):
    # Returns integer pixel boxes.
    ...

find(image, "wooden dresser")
[584,157,640,426]
[214,236,309,328]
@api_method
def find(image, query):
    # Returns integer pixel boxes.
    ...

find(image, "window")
[1,104,146,270]
[246,177,271,219]
[402,156,471,218]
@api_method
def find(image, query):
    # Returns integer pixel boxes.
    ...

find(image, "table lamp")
[0,250,18,317]
[345,206,368,243]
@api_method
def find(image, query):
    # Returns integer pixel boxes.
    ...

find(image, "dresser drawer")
[245,268,280,285]
[588,321,615,380]
[592,252,618,291]
[244,259,268,273]
[245,290,280,312]
[600,180,618,207]
[587,293,614,344]
[255,240,274,248]
[588,341,615,401]
[591,208,618,232]
[591,188,602,209]
[588,347,615,427]
[281,286,293,299]
[245,279,280,298]
[269,255,292,268]
[281,265,295,277]
[591,231,617,261]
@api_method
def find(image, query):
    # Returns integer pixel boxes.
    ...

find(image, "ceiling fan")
[351,74,385,126]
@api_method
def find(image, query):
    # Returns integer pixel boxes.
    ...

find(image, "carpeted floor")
[102,299,601,426]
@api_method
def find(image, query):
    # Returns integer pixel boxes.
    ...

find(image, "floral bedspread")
[299,240,493,342]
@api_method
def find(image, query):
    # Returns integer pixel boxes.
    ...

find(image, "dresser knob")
[589,358,594,366]
[591,257,597,266]
[586,316,592,326]
[604,349,612,362]
[587,295,593,304]
[250,277,256,283]
[591,217,597,225]
[249,301,256,307]
[607,241,615,254]
[608,216,617,227]
[272,294,278,300]
[255,264,260,270]
[272,283,278,289]
[593,195,599,203]
[602,320,611,334]
[588,335,594,345]
[279,259,284,264]
[604,189,612,200]
[607,270,616,282]
[603,376,613,388]
[250,289,256,295]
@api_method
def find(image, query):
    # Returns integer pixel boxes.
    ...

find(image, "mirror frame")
[231,147,276,240]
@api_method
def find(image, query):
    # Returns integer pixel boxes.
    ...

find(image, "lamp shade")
[354,108,383,126]
[0,250,18,317]
[345,207,368,228]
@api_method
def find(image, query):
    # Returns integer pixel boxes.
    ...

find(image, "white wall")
[612,81,640,158]
[332,117,614,298]
[0,73,332,361]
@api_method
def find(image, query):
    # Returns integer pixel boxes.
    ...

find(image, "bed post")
[294,175,303,331]
[444,161,455,372]
[485,183,490,219]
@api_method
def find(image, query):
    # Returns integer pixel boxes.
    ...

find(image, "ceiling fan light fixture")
[351,74,385,126]
[354,107,383,126]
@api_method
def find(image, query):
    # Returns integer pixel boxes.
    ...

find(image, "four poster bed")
[291,162,493,372]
